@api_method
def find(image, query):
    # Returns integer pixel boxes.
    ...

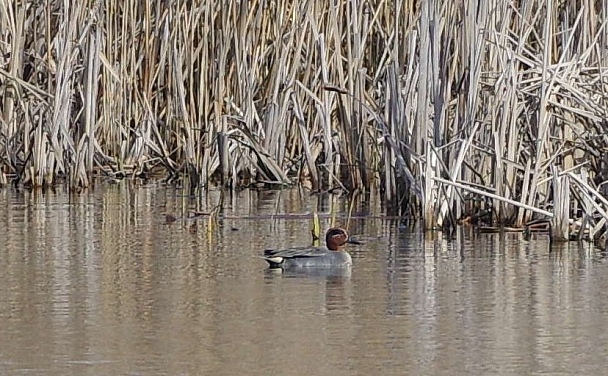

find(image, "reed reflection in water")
[0,184,607,375]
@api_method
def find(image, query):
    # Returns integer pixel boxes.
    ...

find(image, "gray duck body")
[262,246,352,268]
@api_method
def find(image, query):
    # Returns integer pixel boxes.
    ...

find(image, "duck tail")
[263,249,276,256]
[260,250,283,267]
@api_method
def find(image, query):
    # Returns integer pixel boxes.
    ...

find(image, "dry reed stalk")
[550,166,570,241]
[417,0,434,228]
[434,176,553,218]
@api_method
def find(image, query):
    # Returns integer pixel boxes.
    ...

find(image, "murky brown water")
[1,183,608,375]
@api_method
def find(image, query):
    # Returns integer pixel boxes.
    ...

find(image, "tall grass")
[2,1,608,232]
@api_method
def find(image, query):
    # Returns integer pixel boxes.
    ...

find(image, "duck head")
[326,228,362,250]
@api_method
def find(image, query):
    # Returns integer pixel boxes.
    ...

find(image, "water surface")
[0,184,607,375]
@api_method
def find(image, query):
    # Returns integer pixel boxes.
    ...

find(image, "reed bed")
[2,0,608,238]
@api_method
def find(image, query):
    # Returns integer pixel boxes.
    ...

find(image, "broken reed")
[1,0,608,231]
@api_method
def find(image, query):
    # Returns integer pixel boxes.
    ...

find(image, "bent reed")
[2,1,608,236]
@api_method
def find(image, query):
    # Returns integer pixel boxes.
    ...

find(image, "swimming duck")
[262,228,360,268]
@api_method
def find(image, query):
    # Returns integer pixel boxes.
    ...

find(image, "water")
[1,183,607,375]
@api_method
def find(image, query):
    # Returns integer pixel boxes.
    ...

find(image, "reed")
[2,0,608,237]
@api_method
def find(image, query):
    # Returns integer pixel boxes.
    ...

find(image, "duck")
[262,228,360,268]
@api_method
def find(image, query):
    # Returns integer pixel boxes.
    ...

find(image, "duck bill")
[346,238,362,245]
